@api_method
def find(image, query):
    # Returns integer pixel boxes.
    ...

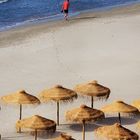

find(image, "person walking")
[61,0,70,20]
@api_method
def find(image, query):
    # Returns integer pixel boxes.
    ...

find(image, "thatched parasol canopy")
[1,90,40,105]
[16,115,56,140]
[16,115,56,130]
[66,104,105,122]
[39,85,77,125]
[95,123,139,140]
[66,104,104,140]
[132,99,140,111]
[101,100,139,124]
[39,85,77,102]
[74,81,110,108]
[53,133,76,140]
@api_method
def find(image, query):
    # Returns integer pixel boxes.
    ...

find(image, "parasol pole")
[20,104,22,120]
[91,96,93,108]
[19,104,22,133]
[118,112,121,125]
[57,101,59,125]
[35,129,37,140]
[82,120,85,140]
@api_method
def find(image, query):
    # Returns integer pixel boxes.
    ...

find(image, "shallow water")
[0,0,140,30]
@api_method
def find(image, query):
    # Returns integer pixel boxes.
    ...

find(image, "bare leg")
[64,13,68,20]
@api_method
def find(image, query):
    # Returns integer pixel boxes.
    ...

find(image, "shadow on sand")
[37,131,62,139]
[2,134,28,140]
[96,116,138,125]
[134,114,140,120]
[69,16,97,21]
[2,131,62,140]
[60,123,100,132]
[2,116,139,140]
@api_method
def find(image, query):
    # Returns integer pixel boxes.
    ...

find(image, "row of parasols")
[0,80,140,140]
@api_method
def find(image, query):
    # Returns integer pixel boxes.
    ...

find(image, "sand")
[0,3,140,140]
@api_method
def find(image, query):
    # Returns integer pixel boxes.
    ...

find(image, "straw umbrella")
[95,123,139,140]
[39,85,77,125]
[1,90,40,120]
[132,99,140,111]
[65,104,105,140]
[16,115,56,140]
[101,100,139,125]
[74,81,110,108]
[53,133,76,140]
[1,90,40,132]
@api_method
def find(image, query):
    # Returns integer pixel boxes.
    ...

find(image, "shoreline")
[0,1,140,32]
[0,2,140,48]
[0,0,140,32]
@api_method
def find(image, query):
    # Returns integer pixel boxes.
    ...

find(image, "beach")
[0,3,140,140]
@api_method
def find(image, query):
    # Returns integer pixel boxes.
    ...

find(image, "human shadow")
[96,117,138,125]
[69,16,97,21]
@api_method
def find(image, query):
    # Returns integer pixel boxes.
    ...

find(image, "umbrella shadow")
[2,131,61,140]
[37,131,61,139]
[2,135,28,140]
[65,123,99,132]
[96,117,138,125]
[133,114,140,120]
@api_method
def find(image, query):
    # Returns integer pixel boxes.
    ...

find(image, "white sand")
[0,5,140,140]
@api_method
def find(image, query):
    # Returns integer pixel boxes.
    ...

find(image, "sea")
[0,0,140,31]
